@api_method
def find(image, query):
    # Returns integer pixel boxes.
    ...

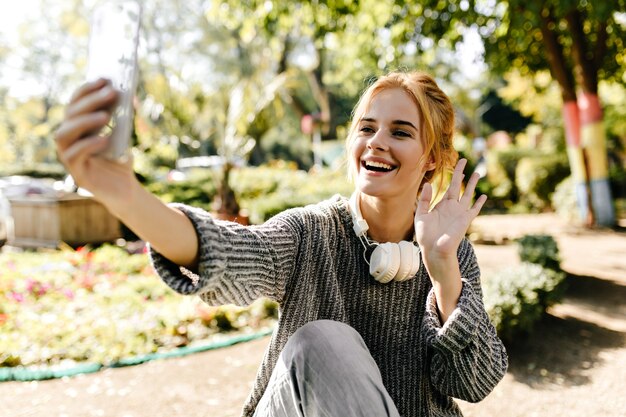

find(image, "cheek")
[347,141,363,176]
[350,140,365,161]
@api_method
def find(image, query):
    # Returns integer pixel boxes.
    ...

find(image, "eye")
[359,126,375,134]
[393,130,411,138]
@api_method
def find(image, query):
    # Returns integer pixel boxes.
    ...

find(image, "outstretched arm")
[55,79,199,269]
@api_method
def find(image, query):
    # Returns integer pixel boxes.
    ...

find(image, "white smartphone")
[85,0,142,160]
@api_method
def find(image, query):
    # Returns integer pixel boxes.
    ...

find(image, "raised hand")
[54,78,138,214]
[414,159,486,286]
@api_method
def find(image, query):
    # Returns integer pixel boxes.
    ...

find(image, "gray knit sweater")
[149,195,508,417]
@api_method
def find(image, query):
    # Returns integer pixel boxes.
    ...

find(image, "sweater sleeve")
[422,238,508,403]
[148,203,300,306]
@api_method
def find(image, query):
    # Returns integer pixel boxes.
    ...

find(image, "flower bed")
[0,245,277,373]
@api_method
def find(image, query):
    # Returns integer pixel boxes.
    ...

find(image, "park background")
[0,0,625,416]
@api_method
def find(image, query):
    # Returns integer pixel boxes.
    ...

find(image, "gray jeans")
[253,320,401,417]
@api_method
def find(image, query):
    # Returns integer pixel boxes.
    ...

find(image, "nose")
[367,129,388,151]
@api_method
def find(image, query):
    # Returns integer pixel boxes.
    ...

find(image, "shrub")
[144,165,352,224]
[145,171,218,212]
[515,153,570,211]
[0,163,66,180]
[552,176,581,223]
[485,147,537,201]
[484,263,566,343]
[516,234,561,271]
[609,162,626,199]
[484,148,570,212]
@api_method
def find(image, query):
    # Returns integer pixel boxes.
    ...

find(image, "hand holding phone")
[86,0,142,161]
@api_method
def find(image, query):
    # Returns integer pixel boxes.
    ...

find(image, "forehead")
[362,88,420,123]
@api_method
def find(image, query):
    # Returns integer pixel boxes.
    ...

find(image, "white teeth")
[365,161,393,170]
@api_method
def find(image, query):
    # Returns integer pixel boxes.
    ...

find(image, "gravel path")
[1,213,625,417]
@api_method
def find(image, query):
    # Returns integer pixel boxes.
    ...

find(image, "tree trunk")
[578,92,615,226]
[562,101,594,226]
[566,8,615,226]
[540,6,593,225]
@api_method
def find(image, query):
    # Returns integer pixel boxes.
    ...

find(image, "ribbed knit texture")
[149,195,508,417]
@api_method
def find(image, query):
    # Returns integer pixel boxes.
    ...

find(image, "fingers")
[462,171,487,217]
[66,83,118,119]
[69,78,109,104]
[459,171,480,207]
[417,182,432,216]
[56,80,117,163]
[444,158,467,201]
[59,135,110,169]
[54,111,111,151]
[469,194,488,217]
[443,159,488,217]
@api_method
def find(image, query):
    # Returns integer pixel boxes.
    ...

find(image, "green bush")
[144,165,352,224]
[241,167,352,223]
[516,234,561,271]
[0,163,66,179]
[484,148,570,212]
[484,263,566,343]
[515,153,570,211]
[609,162,626,199]
[485,147,536,201]
[552,176,580,223]
[145,171,218,212]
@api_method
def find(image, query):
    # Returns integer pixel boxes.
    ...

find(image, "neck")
[358,193,415,243]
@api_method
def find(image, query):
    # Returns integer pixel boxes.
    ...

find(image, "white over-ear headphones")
[348,192,421,283]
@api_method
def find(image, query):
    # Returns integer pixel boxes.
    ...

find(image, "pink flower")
[10,292,25,303]
[25,278,37,292]
[62,289,75,300]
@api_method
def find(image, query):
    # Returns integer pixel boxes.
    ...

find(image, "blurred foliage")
[515,153,571,211]
[551,176,581,224]
[431,0,626,86]
[480,89,532,135]
[1,0,624,220]
[482,147,570,212]
[0,245,277,368]
[516,234,561,271]
[484,232,566,343]
[0,163,66,180]
[142,164,352,225]
[484,262,566,344]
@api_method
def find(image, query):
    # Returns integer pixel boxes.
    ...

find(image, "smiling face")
[350,87,434,202]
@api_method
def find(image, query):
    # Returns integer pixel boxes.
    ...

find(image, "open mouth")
[361,160,397,173]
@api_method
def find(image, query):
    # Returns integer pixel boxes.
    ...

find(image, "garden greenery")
[0,246,277,370]
[482,234,566,343]
[0,167,570,372]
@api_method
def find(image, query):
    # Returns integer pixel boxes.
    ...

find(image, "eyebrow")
[360,117,418,130]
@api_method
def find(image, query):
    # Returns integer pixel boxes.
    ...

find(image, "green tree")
[411,0,625,226]
[0,0,89,168]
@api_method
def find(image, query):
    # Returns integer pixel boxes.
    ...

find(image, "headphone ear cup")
[370,243,400,284]
[394,241,415,281]
[396,242,421,282]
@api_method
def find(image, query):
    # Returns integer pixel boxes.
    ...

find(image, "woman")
[55,71,507,417]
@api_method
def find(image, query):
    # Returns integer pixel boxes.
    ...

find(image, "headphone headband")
[347,192,421,283]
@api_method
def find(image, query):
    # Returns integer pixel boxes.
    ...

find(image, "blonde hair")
[345,71,458,195]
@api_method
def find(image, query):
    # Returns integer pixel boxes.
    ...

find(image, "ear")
[423,154,436,172]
